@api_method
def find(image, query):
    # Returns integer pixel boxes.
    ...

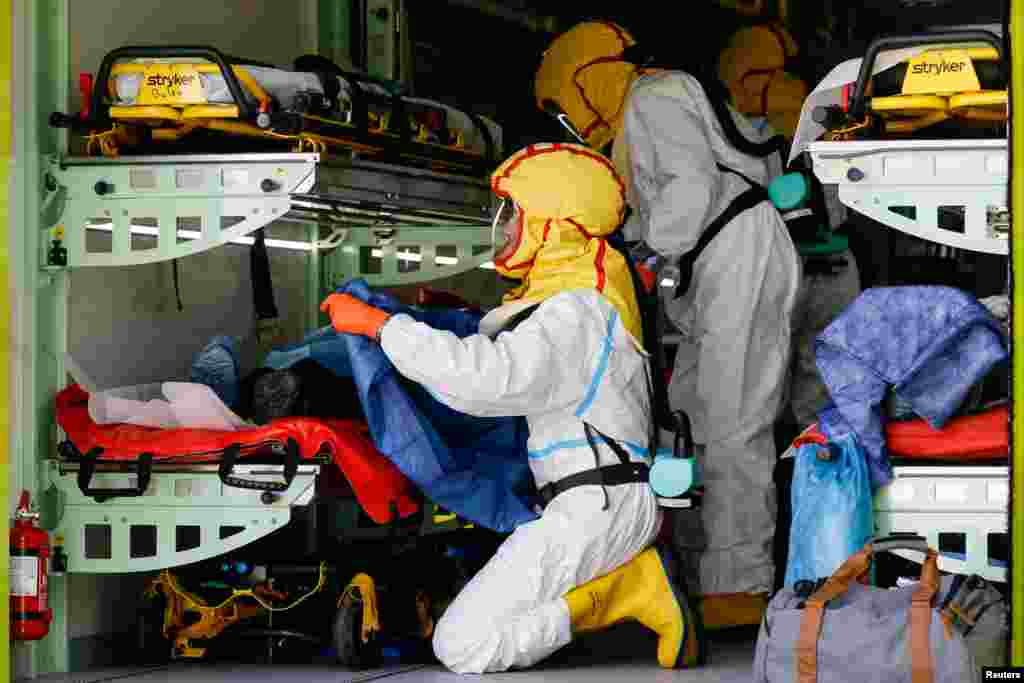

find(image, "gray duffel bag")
[754,535,975,683]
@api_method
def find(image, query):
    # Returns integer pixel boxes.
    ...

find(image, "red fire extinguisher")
[10,491,52,641]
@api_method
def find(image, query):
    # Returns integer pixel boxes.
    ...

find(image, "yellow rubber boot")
[698,592,770,631]
[562,545,706,669]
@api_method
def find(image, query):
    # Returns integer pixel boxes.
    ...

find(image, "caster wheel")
[333,588,381,669]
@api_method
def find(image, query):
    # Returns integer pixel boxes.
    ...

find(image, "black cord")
[172,258,183,312]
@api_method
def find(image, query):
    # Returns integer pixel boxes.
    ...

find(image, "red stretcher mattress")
[794,404,1008,462]
[55,384,420,524]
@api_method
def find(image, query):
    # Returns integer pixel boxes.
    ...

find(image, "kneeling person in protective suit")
[321,143,704,674]
[535,21,803,630]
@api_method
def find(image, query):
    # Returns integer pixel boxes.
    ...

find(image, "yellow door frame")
[1011,0,1024,667]
[1,0,13,677]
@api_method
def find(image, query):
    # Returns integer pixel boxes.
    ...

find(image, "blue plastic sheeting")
[815,286,1007,490]
[264,279,541,533]
[784,433,875,586]
[190,335,242,410]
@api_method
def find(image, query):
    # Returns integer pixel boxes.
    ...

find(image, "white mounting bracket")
[807,139,1009,255]
[44,153,319,268]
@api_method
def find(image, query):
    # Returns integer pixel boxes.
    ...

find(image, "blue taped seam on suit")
[528,436,652,462]
[575,310,619,418]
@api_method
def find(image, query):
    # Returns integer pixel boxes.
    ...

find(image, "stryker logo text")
[910,60,968,75]
[146,73,197,88]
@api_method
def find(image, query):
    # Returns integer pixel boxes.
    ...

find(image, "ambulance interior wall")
[15,1,512,675]
[13,1,321,676]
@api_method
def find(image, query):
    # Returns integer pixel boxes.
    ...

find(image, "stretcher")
[807,31,1006,142]
[795,403,1008,464]
[791,403,1009,582]
[50,46,503,178]
[796,32,1011,257]
[55,384,420,525]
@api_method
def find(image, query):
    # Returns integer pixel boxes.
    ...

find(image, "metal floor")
[29,627,759,683]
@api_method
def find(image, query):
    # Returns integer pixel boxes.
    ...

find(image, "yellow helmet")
[534,21,640,151]
[488,143,643,345]
[717,23,808,138]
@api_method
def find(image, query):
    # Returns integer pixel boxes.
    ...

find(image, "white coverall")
[616,71,802,595]
[378,290,661,673]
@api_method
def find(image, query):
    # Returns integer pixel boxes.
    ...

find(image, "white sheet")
[89,381,252,431]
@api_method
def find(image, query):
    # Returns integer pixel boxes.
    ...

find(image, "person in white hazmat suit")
[717,23,862,435]
[320,143,705,674]
[535,20,803,629]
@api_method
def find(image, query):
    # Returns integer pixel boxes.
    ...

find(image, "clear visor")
[490,198,521,257]
[541,99,586,145]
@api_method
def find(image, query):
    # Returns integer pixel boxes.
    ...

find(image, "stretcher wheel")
[332,593,381,669]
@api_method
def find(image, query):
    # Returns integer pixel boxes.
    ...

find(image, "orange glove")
[320,293,392,340]
[635,263,657,293]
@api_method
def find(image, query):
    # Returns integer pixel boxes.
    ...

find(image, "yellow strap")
[150,123,201,141]
[949,90,1008,109]
[154,563,327,613]
[869,94,949,114]
[110,105,182,121]
[181,104,240,119]
[951,107,1007,122]
[884,110,951,134]
[341,573,381,644]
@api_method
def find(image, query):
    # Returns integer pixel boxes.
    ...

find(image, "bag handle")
[796,536,940,683]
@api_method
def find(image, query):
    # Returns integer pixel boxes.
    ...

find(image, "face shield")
[490,197,523,261]
[541,99,587,145]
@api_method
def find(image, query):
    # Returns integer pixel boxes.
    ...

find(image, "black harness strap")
[537,423,649,509]
[674,164,771,300]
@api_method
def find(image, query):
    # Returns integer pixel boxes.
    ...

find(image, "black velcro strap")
[674,166,770,300]
[538,462,649,508]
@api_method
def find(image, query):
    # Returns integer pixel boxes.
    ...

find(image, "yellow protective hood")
[490,143,644,347]
[534,21,640,151]
[717,23,808,139]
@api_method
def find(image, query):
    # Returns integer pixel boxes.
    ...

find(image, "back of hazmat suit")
[718,24,862,432]
[320,143,705,673]
[536,21,803,628]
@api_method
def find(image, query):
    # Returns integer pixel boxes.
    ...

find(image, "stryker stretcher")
[51,46,503,178]
[805,31,1007,142]
[793,402,1009,582]
[56,384,420,525]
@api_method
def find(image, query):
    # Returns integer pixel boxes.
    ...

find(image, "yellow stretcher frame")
[144,562,328,659]
[826,44,1008,141]
[87,55,486,174]
[866,45,1007,135]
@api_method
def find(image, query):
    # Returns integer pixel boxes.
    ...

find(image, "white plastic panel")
[807,139,1009,255]
[45,153,319,268]
[49,460,319,574]
[874,465,1008,582]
